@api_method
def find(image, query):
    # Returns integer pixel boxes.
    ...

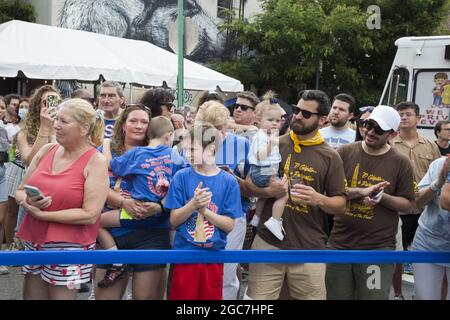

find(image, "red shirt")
[17,145,100,245]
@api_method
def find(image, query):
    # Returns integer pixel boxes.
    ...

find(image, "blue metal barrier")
[0,250,449,266]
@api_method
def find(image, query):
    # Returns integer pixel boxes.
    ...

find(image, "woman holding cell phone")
[15,98,109,300]
[15,85,61,166]
[10,86,61,244]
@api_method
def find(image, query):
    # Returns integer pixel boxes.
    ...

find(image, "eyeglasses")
[292,106,320,119]
[126,103,152,113]
[234,103,255,111]
[363,119,392,135]
[359,106,375,113]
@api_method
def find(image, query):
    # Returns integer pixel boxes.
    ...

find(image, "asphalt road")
[0,266,415,300]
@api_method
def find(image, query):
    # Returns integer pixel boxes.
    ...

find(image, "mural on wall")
[58,0,224,63]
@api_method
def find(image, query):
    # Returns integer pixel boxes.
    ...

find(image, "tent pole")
[177,0,184,112]
[129,83,133,103]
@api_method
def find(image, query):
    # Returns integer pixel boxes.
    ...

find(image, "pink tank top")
[17,145,100,245]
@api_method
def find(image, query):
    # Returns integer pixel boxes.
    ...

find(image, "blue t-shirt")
[165,167,242,250]
[104,118,116,139]
[215,133,250,217]
[110,145,187,202]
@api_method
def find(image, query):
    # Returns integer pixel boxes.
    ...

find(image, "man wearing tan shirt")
[391,101,441,299]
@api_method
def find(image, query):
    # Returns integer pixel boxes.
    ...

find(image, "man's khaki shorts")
[247,235,326,300]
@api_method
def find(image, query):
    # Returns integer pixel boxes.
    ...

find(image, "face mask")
[18,109,28,120]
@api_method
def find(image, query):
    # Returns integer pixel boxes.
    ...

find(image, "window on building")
[218,0,233,19]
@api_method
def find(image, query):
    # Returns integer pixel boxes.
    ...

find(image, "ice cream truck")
[379,36,450,140]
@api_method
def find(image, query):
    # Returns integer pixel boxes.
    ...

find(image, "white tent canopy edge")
[0,20,243,92]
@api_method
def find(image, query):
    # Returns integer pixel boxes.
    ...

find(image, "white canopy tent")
[0,20,243,92]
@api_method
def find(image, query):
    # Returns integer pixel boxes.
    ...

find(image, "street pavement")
[0,266,415,300]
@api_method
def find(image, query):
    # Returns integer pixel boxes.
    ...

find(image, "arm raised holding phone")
[16,87,60,165]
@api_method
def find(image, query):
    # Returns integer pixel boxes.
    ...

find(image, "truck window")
[414,70,450,128]
[381,67,409,106]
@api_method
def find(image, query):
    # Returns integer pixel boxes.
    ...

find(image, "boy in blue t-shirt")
[97,116,186,288]
[165,124,242,300]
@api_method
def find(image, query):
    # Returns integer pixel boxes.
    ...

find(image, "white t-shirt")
[248,130,281,166]
[320,126,355,150]
[4,123,21,143]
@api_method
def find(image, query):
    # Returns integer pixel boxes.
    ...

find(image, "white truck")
[380,36,450,140]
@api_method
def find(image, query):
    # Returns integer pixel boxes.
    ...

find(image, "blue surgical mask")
[18,109,28,120]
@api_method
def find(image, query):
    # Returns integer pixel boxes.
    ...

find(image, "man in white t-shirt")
[320,93,356,149]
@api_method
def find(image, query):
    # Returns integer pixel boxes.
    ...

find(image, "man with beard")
[245,90,347,300]
[319,93,356,150]
[326,105,416,300]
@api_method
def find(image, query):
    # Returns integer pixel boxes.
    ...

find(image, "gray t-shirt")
[320,126,355,150]
[412,157,450,267]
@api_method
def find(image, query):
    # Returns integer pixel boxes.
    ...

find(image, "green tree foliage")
[0,0,36,24]
[211,0,449,105]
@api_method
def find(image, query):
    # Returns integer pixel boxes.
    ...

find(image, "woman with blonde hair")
[16,98,109,300]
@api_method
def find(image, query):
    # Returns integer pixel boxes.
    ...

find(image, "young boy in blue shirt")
[97,116,186,288]
[165,124,242,300]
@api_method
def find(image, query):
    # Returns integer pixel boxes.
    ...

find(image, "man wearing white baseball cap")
[326,104,416,300]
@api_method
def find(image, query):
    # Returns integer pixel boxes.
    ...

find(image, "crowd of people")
[0,81,449,301]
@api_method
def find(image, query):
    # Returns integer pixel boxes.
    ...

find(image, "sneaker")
[97,265,127,288]
[394,295,404,300]
[264,217,286,241]
[0,266,9,275]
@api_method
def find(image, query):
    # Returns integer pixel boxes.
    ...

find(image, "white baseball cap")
[367,105,400,132]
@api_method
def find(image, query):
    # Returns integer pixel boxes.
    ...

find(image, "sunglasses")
[363,119,392,135]
[292,106,320,119]
[126,103,152,113]
[356,119,366,127]
[234,103,255,111]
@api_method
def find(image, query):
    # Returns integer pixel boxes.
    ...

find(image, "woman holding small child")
[95,104,186,300]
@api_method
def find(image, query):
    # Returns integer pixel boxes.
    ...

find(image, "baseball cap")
[367,105,400,131]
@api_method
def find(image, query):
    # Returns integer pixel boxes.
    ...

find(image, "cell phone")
[370,189,384,199]
[24,185,45,200]
[47,95,61,117]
